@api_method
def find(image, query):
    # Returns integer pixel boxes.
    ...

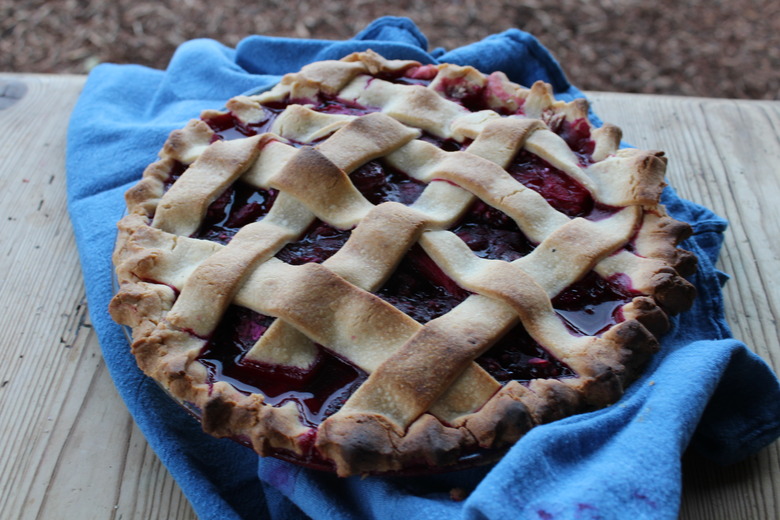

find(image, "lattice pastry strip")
[163,112,423,361]
[328,208,639,426]
[148,114,523,416]
[111,51,697,477]
[239,115,639,397]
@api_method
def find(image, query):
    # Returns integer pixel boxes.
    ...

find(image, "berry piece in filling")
[349,160,426,205]
[549,118,596,165]
[476,323,575,383]
[198,305,367,428]
[204,108,282,141]
[377,245,470,324]
[436,77,490,113]
[303,95,378,117]
[275,221,350,265]
[420,132,467,151]
[162,161,188,192]
[508,150,593,219]
[192,181,278,245]
[451,201,535,262]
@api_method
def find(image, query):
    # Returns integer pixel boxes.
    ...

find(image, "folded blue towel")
[66,16,780,520]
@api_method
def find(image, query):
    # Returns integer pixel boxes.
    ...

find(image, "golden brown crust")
[622,296,670,337]
[591,123,622,162]
[162,119,216,164]
[152,135,267,235]
[586,148,668,207]
[110,51,698,477]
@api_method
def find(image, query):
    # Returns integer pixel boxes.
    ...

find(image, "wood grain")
[0,74,777,519]
[0,74,197,520]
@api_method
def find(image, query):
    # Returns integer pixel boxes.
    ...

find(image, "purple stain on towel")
[632,491,658,509]
[264,462,297,494]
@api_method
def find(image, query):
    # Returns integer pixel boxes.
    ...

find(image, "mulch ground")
[3,1,779,100]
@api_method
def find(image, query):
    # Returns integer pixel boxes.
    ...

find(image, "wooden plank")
[589,92,780,520]
[0,74,196,520]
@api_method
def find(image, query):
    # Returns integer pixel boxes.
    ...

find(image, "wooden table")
[1,73,778,520]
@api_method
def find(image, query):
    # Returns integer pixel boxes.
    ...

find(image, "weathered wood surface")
[0,74,198,520]
[0,73,777,519]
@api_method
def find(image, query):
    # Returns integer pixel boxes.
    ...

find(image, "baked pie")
[110,50,697,477]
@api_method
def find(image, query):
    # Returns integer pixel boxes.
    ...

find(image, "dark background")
[3,1,778,99]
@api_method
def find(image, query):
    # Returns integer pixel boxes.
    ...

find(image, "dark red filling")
[301,95,379,116]
[385,67,518,115]
[552,118,596,165]
[162,160,188,192]
[204,108,282,141]
[199,306,366,428]
[349,160,426,205]
[169,77,631,437]
[193,181,278,244]
[507,149,617,220]
[476,323,575,382]
[276,221,350,265]
[420,132,468,151]
[203,95,378,143]
[451,200,535,262]
[553,271,638,335]
[377,245,470,323]
[272,160,427,264]
[475,272,635,382]
[436,76,495,113]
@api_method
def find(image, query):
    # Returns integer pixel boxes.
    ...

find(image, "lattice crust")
[110,50,697,476]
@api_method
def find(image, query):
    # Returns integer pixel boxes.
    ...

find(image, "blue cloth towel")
[66,16,780,520]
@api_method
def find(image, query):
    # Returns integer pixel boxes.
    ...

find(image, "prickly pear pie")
[110,50,697,477]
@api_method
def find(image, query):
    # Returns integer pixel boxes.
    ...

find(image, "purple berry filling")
[204,108,282,141]
[162,160,188,192]
[553,271,638,335]
[476,322,576,382]
[507,149,618,219]
[276,221,350,265]
[376,245,470,324]
[192,181,278,244]
[198,306,366,428]
[553,118,596,165]
[451,200,535,262]
[349,160,426,205]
